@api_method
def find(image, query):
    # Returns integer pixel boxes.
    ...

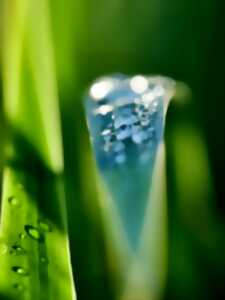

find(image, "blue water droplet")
[132,131,149,144]
[112,141,125,152]
[115,153,126,164]
[116,125,131,140]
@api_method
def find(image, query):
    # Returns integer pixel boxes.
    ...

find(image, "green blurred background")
[0,0,225,299]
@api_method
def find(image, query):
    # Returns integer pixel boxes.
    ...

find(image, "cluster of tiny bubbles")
[8,196,19,206]
[24,225,44,243]
[87,75,166,167]
[11,266,28,276]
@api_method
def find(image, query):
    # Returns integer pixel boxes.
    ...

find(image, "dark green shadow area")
[4,127,67,233]
[0,293,14,300]
[165,100,225,300]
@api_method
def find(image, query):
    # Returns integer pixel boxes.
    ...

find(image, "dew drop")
[85,74,175,248]
[116,125,131,140]
[13,283,24,292]
[132,131,148,144]
[112,141,125,152]
[24,225,44,242]
[131,124,141,134]
[11,244,26,255]
[8,196,19,206]
[115,154,126,164]
[103,142,112,152]
[141,118,150,127]
[101,129,111,136]
[19,233,26,240]
[40,257,49,265]
[11,266,28,276]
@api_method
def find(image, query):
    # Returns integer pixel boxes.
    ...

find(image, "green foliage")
[0,1,76,299]
[0,166,75,300]
[0,0,224,299]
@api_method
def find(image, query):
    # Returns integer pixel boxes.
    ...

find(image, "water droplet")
[11,266,28,276]
[103,132,115,143]
[24,225,44,242]
[8,196,19,206]
[103,142,112,152]
[19,233,26,240]
[141,118,150,127]
[94,104,114,115]
[132,131,148,144]
[131,124,141,134]
[0,241,8,255]
[130,75,148,94]
[112,141,125,152]
[40,257,49,265]
[90,79,114,100]
[116,125,131,140]
[11,244,26,255]
[13,283,24,292]
[38,220,51,233]
[101,129,111,136]
[115,154,126,164]
[114,114,138,129]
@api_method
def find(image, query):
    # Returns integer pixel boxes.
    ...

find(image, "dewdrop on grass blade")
[85,74,175,248]
[85,74,176,300]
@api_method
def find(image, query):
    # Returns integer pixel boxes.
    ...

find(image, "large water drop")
[24,225,44,242]
[11,266,28,276]
[85,75,175,249]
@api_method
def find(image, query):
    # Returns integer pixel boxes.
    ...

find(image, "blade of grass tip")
[0,0,76,299]
[85,74,175,300]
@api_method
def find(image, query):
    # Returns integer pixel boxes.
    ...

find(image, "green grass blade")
[0,1,76,299]
[2,0,63,173]
[0,165,76,300]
